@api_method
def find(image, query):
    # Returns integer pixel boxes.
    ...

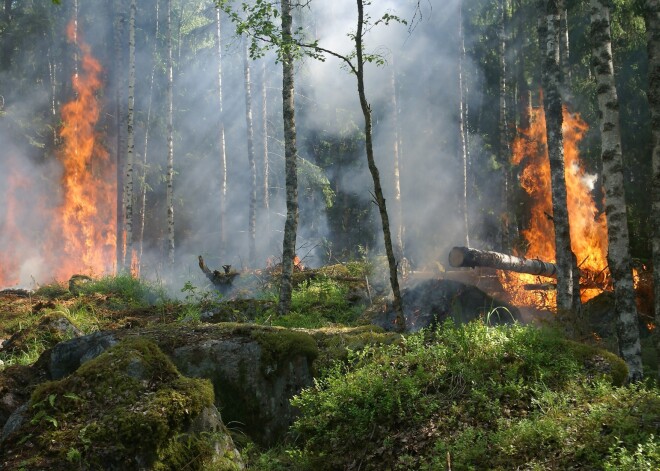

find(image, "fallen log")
[448,246,558,278]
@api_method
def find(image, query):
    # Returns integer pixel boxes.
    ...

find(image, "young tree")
[539,0,580,314]
[243,37,257,268]
[215,6,228,259]
[590,0,643,381]
[261,60,270,233]
[166,0,175,267]
[458,0,469,247]
[124,0,136,271]
[644,0,660,380]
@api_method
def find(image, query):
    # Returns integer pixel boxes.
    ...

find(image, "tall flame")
[0,20,115,288]
[502,104,609,307]
[51,21,116,280]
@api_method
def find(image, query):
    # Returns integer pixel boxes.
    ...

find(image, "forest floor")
[0,265,659,470]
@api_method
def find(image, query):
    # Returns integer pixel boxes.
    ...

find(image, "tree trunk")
[243,38,257,268]
[390,64,405,258]
[355,0,405,331]
[166,0,175,267]
[645,0,660,382]
[499,0,511,251]
[114,0,126,272]
[138,0,160,272]
[590,0,643,381]
[540,0,579,313]
[558,0,571,88]
[215,7,228,260]
[277,0,300,316]
[458,0,470,248]
[262,60,270,235]
[1,0,13,71]
[123,0,136,272]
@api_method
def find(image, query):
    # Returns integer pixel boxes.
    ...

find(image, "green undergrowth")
[252,321,660,470]
[76,273,167,308]
[259,275,367,329]
[2,337,225,470]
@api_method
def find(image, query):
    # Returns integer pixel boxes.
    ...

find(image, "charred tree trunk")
[277,0,300,316]
[645,0,660,381]
[449,246,558,277]
[216,7,228,259]
[355,0,405,331]
[540,0,579,313]
[243,38,257,268]
[166,0,175,267]
[590,0,643,381]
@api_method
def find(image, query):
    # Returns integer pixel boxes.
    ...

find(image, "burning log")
[448,246,558,278]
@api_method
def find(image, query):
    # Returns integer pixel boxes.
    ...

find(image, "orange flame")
[50,21,117,280]
[502,104,609,308]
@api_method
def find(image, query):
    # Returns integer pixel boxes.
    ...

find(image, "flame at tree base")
[500,104,610,310]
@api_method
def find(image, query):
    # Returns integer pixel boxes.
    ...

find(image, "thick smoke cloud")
[0,0,491,292]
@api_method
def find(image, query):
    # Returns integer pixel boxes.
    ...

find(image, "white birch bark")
[123,0,136,271]
[243,38,257,268]
[166,0,175,267]
[590,0,643,381]
[215,7,228,259]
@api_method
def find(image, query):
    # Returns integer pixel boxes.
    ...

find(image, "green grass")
[77,273,167,307]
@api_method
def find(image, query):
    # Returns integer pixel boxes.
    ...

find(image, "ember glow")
[0,21,115,287]
[501,104,610,308]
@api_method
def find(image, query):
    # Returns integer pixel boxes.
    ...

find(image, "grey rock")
[48,331,117,379]
[0,403,27,443]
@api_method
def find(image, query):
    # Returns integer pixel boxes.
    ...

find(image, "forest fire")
[500,105,610,308]
[0,21,115,287]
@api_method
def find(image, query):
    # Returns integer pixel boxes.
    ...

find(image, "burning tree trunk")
[644,0,660,381]
[215,7,228,259]
[449,246,558,277]
[590,0,643,382]
[277,0,300,316]
[243,37,257,268]
[539,0,580,313]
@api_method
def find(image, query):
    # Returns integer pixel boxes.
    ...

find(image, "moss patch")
[1,337,228,470]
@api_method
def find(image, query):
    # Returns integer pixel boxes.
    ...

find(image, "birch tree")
[123,0,136,271]
[643,0,660,380]
[539,0,580,314]
[243,37,257,268]
[459,0,469,247]
[215,6,228,259]
[590,0,643,381]
[166,0,175,267]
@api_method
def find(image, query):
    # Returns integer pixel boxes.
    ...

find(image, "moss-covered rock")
[0,337,243,470]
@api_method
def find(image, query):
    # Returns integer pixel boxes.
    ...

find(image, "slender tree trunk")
[540,0,579,313]
[645,0,660,381]
[243,38,257,268]
[215,8,228,260]
[114,0,126,272]
[166,0,175,267]
[138,0,160,270]
[124,0,136,272]
[499,0,511,251]
[459,0,470,247]
[1,0,13,71]
[390,64,405,258]
[262,60,271,235]
[277,0,300,315]
[355,0,405,331]
[558,0,571,89]
[590,0,643,381]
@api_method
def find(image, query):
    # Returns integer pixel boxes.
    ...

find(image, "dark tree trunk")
[277,0,300,316]
[243,38,257,268]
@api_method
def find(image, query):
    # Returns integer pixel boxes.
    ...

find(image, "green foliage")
[280,322,657,470]
[604,435,660,470]
[77,274,166,307]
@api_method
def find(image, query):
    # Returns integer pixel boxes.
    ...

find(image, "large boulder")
[367,278,521,332]
[1,337,244,470]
